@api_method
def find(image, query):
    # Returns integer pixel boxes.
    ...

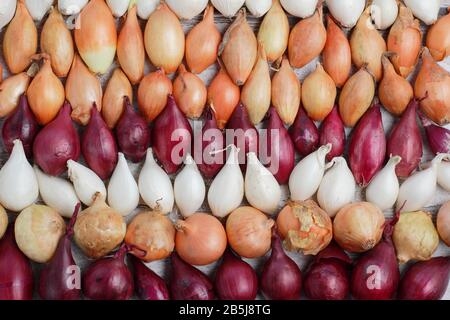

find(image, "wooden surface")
[0,1,449,300]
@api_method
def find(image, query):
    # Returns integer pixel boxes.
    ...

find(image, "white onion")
[25,0,53,21]
[58,0,88,15]
[67,160,107,206]
[325,0,365,28]
[245,0,271,17]
[370,0,398,30]
[437,161,450,192]
[404,0,440,25]
[166,0,208,19]
[0,0,16,30]
[137,0,159,19]
[280,0,318,18]
[106,0,130,17]
[211,0,245,17]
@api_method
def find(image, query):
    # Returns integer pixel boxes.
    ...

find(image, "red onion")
[82,105,118,180]
[264,107,295,184]
[2,94,39,159]
[316,241,352,265]
[419,112,450,155]
[131,255,170,300]
[226,102,259,171]
[152,95,193,174]
[170,252,215,300]
[33,102,80,176]
[116,97,150,163]
[289,106,319,158]
[349,104,386,186]
[387,99,422,178]
[196,107,225,179]
[82,245,134,300]
[319,105,345,161]
[351,210,400,300]
[398,257,450,300]
[0,226,33,300]
[39,204,81,300]
[214,249,258,300]
[260,231,302,300]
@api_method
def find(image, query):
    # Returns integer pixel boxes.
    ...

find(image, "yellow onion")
[226,206,275,259]
[102,68,133,129]
[137,69,173,122]
[219,9,257,86]
[379,54,414,116]
[117,4,145,84]
[3,0,37,74]
[323,15,351,88]
[288,7,326,69]
[426,8,450,61]
[339,66,375,127]
[301,63,336,121]
[393,211,439,264]
[173,64,207,119]
[257,0,289,62]
[74,193,126,259]
[144,2,185,74]
[125,209,175,262]
[75,0,117,74]
[333,202,385,253]
[350,8,387,81]
[185,4,221,74]
[0,69,35,117]
[207,65,240,129]
[241,43,271,125]
[271,58,301,125]
[387,4,422,78]
[437,201,450,247]
[0,205,6,239]
[414,48,450,125]
[65,54,103,125]
[276,200,333,255]
[40,7,74,78]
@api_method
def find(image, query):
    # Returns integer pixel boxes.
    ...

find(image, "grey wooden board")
[0,1,449,299]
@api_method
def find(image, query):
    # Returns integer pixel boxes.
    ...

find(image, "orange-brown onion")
[175,213,227,266]
[276,200,333,255]
[137,69,173,122]
[226,206,274,259]
[0,70,34,117]
[437,201,450,247]
[426,8,450,61]
[387,4,422,78]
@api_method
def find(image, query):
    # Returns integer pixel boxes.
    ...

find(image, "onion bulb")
[426,9,450,61]
[3,0,37,74]
[370,0,399,30]
[58,0,88,15]
[136,0,158,19]
[437,201,450,247]
[25,0,52,21]
[245,0,271,17]
[403,0,440,25]
[166,0,208,20]
[175,213,227,266]
[325,0,365,28]
[106,0,130,17]
[211,0,244,17]
[0,0,16,31]
[144,2,185,74]
[226,206,274,259]
[280,0,318,18]
[0,70,33,118]
[0,206,6,239]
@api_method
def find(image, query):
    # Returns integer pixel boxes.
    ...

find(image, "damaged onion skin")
[289,107,319,158]
[319,105,345,161]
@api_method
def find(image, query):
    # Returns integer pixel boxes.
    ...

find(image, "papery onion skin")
[138,69,173,122]
[289,107,319,158]
[319,105,345,161]
[437,201,450,247]
[0,71,32,118]
[131,255,170,300]
[419,113,450,155]
[426,9,450,61]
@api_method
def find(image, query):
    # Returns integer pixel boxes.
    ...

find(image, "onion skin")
[0,72,32,118]
[131,256,170,300]
[82,106,118,180]
[186,4,221,74]
[138,69,173,122]
[316,241,353,265]
[288,8,326,69]
[2,94,39,159]
[437,201,450,247]
[348,104,386,186]
[144,3,185,74]
[386,99,422,178]
[33,102,81,176]
[419,111,450,155]
[289,107,319,158]
[323,15,351,88]
[426,8,450,61]
[152,95,193,174]
[398,257,450,300]
[319,105,345,161]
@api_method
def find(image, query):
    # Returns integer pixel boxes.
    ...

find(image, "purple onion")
[131,256,170,300]
[419,112,450,155]
[289,106,319,157]
[319,105,345,161]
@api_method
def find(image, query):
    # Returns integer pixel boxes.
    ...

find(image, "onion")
[426,8,450,61]
[185,4,221,74]
[117,4,145,84]
[323,15,351,88]
[211,0,244,17]
[301,63,336,121]
[403,0,440,25]
[214,250,258,300]
[0,70,33,117]
[393,210,439,264]
[74,193,126,259]
[138,69,173,122]
[207,65,240,129]
[74,0,117,74]
[280,0,318,18]
[0,0,16,31]
[65,54,103,125]
[319,105,345,161]
[0,207,6,239]
[40,7,74,78]
[226,206,274,259]
[58,0,88,15]
[106,0,129,17]
[437,201,450,247]
[419,113,450,155]
[33,102,80,176]
[414,48,450,125]
[288,7,326,69]
[387,4,422,78]
[3,0,37,74]
[166,0,208,20]
[67,161,106,206]
[219,9,257,86]
[245,0,270,17]
[136,0,158,19]
[333,202,385,253]
[339,67,375,128]
[260,231,302,300]
[131,256,170,300]
[125,209,175,262]
[370,0,398,30]
[276,200,333,255]
[325,0,365,28]
[144,3,184,74]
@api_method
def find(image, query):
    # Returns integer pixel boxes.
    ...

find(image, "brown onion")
[426,8,450,61]
[437,201,450,247]
[0,70,33,118]
[0,206,6,239]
